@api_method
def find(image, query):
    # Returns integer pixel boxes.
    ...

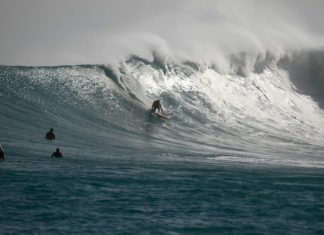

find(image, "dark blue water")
[1,151,323,235]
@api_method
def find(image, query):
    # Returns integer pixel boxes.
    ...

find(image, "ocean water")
[1,52,324,234]
[1,153,323,234]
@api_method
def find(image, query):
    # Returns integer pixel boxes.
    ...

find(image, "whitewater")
[1,51,324,165]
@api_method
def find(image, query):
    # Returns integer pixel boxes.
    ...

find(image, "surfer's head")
[56,148,60,152]
[50,128,53,132]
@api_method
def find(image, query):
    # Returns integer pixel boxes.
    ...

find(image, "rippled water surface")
[1,151,323,235]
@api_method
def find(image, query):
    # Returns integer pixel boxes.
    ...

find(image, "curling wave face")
[1,50,324,167]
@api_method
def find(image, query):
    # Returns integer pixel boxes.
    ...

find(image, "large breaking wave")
[1,49,324,167]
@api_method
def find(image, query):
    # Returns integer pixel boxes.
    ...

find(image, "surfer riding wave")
[151,100,163,114]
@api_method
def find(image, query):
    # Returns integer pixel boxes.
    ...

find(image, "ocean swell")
[1,49,324,166]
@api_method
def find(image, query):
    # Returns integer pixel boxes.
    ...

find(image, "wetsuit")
[0,149,4,161]
[46,132,55,141]
[151,100,163,113]
[51,151,63,158]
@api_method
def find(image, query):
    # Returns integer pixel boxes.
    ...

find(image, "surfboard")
[157,113,169,119]
[153,112,170,119]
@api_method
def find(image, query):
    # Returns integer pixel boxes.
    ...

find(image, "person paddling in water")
[45,128,55,141]
[51,148,63,158]
[151,100,164,114]
[0,145,5,161]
